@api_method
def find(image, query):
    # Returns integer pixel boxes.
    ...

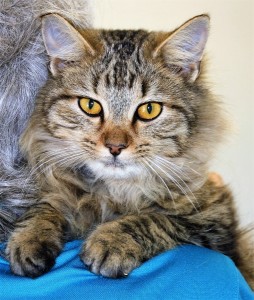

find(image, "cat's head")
[22,14,224,189]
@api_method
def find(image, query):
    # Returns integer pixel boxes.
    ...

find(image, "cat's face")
[44,32,191,180]
[23,14,218,185]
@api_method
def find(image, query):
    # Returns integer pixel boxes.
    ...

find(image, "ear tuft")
[154,15,210,82]
[41,14,94,76]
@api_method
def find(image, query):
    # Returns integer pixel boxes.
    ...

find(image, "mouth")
[104,158,125,168]
[84,157,143,180]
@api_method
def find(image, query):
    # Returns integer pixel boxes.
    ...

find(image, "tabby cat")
[6,13,253,288]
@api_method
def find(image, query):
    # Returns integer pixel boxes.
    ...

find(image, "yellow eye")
[79,98,102,116]
[137,102,162,120]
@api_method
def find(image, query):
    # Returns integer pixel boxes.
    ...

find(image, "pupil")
[88,99,94,110]
[147,103,153,114]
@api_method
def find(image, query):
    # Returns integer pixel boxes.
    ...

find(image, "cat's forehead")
[82,29,153,118]
[100,29,149,57]
[96,29,150,79]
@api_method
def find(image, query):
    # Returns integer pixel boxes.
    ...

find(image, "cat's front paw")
[6,228,62,278]
[80,223,142,278]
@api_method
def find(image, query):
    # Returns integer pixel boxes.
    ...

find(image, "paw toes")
[81,243,139,278]
[22,250,56,278]
[7,241,59,278]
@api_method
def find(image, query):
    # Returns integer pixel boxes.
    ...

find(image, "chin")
[87,160,143,181]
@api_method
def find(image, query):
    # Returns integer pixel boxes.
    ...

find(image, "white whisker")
[156,156,201,179]
[147,158,199,212]
[141,158,175,208]
[155,156,202,201]
[155,157,197,195]
[21,149,86,193]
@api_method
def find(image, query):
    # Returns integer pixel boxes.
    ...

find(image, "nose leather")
[104,127,130,156]
[105,143,127,156]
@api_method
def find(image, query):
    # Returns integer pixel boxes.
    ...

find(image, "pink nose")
[105,143,127,156]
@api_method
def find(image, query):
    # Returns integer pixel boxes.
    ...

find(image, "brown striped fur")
[6,14,254,288]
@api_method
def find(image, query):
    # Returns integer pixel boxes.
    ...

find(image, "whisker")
[155,157,197,194]
[21,149,86,192]
[156,156,201,179]
[147,158,199,212]
[141,158,175,208]
[155,156,202,202]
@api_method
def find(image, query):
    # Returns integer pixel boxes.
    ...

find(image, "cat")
[5,13,254,288]
[0,0,93,242]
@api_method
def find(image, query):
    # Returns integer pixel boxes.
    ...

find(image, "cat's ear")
[41,14,94,76]
[153,15,209,82]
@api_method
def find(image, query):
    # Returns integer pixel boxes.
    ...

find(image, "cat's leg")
[80,213,183,278]
[80,180,240,279]
[6,203,68,278]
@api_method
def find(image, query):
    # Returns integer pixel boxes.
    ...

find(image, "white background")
[93,0,254,226]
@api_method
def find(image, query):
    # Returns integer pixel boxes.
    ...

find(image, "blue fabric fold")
[1,241,253,300]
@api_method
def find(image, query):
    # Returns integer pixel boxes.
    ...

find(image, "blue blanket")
[0,241,253,300]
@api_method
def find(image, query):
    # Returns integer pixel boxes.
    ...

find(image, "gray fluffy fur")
[0,0,93,242]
